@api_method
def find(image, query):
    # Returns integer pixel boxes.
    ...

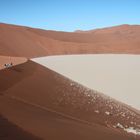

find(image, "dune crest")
[0,56,27,70]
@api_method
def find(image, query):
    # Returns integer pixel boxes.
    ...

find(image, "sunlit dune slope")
[32,54,140,110]
[0,55,27,70]
[0,61,140,139]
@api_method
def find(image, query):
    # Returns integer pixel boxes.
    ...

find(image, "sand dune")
[0,23,140,139]
[0,23,140,58]
[0,61,140,139]
[0,114,40,140]
[0,55,27,70]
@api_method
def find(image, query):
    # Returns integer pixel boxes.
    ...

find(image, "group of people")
[4,62,13,68]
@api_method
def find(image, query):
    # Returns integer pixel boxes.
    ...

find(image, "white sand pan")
[32,54,140,110]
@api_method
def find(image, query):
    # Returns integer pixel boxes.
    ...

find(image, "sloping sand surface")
[0,61,140,139]
[0,56,27,70]
[0,96,136,140]
[1,23,140,58]
[1,23,140,140]
[0,114,40,140]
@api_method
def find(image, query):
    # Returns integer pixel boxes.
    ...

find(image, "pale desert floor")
[32,54,140,110]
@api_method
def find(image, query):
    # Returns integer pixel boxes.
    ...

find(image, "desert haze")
[0,23,140,140]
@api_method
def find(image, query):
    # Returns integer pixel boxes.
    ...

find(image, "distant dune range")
[0,23,140,58]
[0,23,140,140]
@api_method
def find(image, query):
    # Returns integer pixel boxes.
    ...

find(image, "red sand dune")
[0,23,140,140]
[0,114,40,140]
[0,23,140,58]
[0,60,140,140]
[0,55,27,70]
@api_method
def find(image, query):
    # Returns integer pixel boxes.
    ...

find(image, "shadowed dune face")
[0,55,27,92]
[0,60,35,92]
[0,23,140,58]
[0,61,140,139]
[0,114,41,140]
[0,97,137,140]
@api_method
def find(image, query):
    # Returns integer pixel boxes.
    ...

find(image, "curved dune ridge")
[32,54,140,110]
[0,60,140,140]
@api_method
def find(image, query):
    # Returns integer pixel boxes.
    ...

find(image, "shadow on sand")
[0,114,41,140]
